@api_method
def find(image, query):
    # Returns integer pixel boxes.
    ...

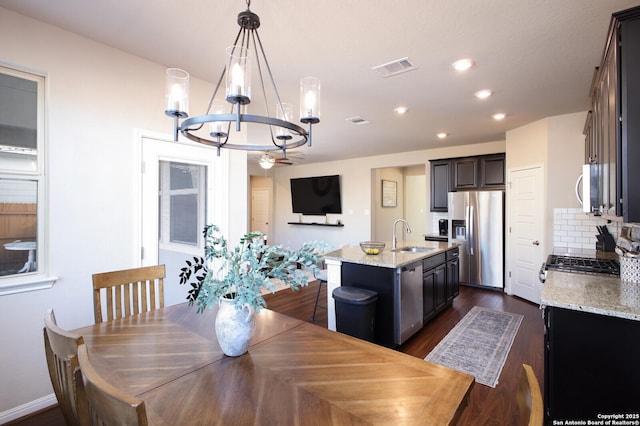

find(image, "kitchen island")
[540,270,640,423]
[324,240,461,347]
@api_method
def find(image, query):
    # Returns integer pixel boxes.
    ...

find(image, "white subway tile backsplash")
[553,207,621,250]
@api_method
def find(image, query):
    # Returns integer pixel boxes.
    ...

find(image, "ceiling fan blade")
[275,158,293,165]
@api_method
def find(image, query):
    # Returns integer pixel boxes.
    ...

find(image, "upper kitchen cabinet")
[479,154,506,189]
[585,6,640,222]
[452,158,478,190]
[430,154,505,212]
[430,160,451,212]
[452,154,505,190]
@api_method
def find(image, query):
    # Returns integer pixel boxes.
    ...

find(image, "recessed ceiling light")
[475,89,492,99]
[394,106,409,114]
[492,112,506,120]
[452,58,474,72]
[437,132,448,139]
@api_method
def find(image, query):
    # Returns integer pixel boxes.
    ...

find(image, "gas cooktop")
[545,254,620,276]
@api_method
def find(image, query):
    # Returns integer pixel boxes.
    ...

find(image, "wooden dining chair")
[76,343,148,426]
[92,264,166,324]
[517,364,544,426]
[43,309,89,426]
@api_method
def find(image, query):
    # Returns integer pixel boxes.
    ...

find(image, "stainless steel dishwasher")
[396,262,423,345]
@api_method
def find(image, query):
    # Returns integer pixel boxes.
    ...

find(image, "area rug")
[425,306,523,387]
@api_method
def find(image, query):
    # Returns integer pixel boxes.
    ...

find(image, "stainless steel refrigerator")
[447,191,504,289]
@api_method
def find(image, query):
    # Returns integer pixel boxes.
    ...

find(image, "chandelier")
[164,0,320,156]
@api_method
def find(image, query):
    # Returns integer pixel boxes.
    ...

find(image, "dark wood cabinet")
[430,160,451,212]
[452,158,478,190]
[430,154,505,212]
[422,268,436,322]
[445,248,459,302]
[423,263,446,320]
[479,155,506,189]
[544,306,640,423]
[423,249,458,323]
[585,6,640,222]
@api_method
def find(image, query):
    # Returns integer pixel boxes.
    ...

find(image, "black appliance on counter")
[438,219,448,236]
[425,219,449,242]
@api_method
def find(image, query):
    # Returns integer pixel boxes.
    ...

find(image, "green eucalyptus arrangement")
[179,224,327,313]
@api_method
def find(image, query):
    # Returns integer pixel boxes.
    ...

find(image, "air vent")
[345,116,370,125]
[371,57,417,78]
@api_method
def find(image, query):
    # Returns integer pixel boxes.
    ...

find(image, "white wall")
[0,8,246,421]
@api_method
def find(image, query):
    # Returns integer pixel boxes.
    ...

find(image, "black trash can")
[332,286,378,342]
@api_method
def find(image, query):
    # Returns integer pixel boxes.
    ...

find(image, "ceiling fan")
[256,150,304,168]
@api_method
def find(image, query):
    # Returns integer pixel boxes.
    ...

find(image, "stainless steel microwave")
[576,164,598,213]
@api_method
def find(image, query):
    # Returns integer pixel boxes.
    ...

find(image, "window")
[0,64,51,294]
[158,161,207,254]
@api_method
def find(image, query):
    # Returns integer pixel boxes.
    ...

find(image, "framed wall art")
[381,180,397,207]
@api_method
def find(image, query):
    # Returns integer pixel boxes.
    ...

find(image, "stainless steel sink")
[391,246,435,253]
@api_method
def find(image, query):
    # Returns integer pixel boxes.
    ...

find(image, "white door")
[508,165,544,303]
[140,136,228,306]
[251,187,270,237]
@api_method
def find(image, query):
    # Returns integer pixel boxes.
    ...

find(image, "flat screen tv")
[290,175,342,215]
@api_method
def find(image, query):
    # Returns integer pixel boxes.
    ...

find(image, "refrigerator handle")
[468,205,474,256]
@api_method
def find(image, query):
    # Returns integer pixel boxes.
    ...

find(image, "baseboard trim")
[0,394,57,424]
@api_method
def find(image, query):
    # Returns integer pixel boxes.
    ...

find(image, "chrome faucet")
[392,219,412,249]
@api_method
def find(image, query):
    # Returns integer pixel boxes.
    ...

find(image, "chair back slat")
[77,343,148,426]
[517,364,544,426]
[43,309,90,426]
[92,265,166,324]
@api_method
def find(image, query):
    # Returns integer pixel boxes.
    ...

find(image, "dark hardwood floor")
[12,281,544,425]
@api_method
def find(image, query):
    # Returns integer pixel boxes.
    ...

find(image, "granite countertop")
[541,270,640,322]
[323,240,460,269]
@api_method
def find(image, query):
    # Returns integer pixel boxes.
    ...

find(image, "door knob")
[532,240,540,246]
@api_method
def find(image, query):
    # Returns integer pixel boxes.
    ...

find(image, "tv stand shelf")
[287,222,344,227]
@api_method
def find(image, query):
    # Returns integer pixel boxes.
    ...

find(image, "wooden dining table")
[73,303,474,425]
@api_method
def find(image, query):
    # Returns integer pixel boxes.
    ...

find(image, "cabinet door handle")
[533,240,540,246]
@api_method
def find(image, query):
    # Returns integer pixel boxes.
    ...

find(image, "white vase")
[215,297,255,356]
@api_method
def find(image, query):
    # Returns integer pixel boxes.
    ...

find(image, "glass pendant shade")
[276,102,293,140]
[300,77,320,123]
[165,68,189,115]
[225,45,251,105]
[209,101,228,137]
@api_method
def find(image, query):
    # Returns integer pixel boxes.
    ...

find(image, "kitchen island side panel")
[341,263,397,348]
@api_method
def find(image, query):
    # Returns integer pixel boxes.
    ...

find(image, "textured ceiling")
[1,0,639,165]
